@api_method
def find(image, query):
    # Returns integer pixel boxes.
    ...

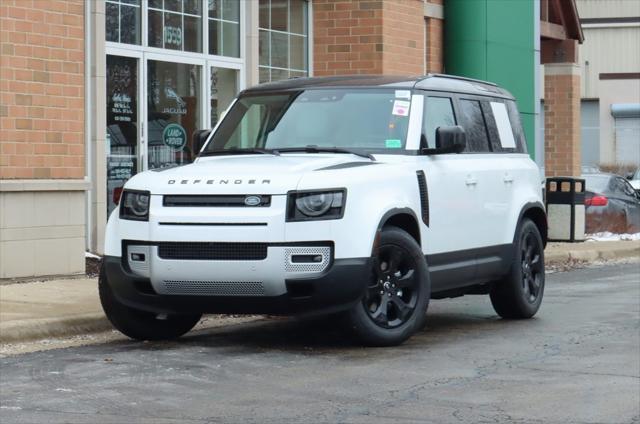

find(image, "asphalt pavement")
[1,263,639,424]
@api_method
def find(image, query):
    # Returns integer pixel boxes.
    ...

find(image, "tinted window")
[459,99,490,152]
[615,177,636,197]
[423,97,456,148]
[506,100,527,153]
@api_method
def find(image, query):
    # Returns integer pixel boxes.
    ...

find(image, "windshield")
[584,175,610,193]
[203,89,412,154]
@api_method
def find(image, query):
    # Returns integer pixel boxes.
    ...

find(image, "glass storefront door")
[146,60,201,169]
[106,54,140,216]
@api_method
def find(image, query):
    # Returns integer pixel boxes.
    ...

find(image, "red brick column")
[313,0,424,76]
[544,63,581,177]
[0,0,85,179]
[425,0,443,73]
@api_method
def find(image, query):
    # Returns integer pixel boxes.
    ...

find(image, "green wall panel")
[445,0,537,157]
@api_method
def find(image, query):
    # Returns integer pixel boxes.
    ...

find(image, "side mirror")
[192,129,211,155]
[422,126,466,155]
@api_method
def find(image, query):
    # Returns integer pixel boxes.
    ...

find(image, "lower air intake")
[161,280,265,296]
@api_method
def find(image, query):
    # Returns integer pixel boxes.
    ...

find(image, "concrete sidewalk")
[1,240,638,345]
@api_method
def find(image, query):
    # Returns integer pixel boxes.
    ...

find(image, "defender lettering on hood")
[168,179,271,185]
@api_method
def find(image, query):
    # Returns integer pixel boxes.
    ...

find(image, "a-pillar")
[542,40,582,177]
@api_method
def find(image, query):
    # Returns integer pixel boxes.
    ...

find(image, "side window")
[505,100,527,153]
[616,177,636,197]
[459,99,491,152]
[423,96,456,148]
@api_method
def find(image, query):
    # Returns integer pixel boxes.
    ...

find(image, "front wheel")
[490,218,545,319]
[99,265,202,341]
[346,226,430,346]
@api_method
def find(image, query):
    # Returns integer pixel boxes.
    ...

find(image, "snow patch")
[85,251,102,259]
[585,232,640,242]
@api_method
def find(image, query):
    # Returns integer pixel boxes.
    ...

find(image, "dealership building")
[0,0,627,279]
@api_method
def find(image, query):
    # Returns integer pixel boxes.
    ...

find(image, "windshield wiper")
[275,146,375,161]
[199,147,280,157]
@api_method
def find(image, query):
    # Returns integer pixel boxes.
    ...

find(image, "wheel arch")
[376,208,421,247]
[518,202,548,247]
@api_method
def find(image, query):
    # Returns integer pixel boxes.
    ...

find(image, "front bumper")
[103,249,372,315]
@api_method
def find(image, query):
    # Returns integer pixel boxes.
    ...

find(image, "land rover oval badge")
[244,195,262,206]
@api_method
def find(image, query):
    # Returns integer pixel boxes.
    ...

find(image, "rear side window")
[505,100,527,153]
[459,99,491,152]
[423,97,456,148]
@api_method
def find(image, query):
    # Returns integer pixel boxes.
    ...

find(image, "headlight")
[287,189,346,222]
[119,190,150,221]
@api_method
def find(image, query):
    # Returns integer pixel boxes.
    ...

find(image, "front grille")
[161,280,265,296]
[157,242,268,260]
[163,195,271,207]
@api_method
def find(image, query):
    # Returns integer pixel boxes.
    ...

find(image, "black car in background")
[583,173,640,233]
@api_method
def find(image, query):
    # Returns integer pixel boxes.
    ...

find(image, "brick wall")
[0,0,85,180]
[425,17,443,73]
[313,0,425,76]
[381,0,424,75]
[544,66,582,177]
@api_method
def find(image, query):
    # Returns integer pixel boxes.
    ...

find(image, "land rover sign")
[162,123,187,151]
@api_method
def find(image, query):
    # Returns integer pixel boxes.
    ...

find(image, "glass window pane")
[164,12,183,50]
[105,2,119,42]
[259,30,270,66]
[147,60,201,169]
[149,0,163,8]
[208,0,222,19]
[289,34,306,70]
[222,21,239,57]
[289,0,307,35]
[223,0,240,22]
[120,5,141,45]
[165,0,181,12]
[459,99,490,152]
[210,67,238,127]
[423,97,456,148]
[184,16,202,52]
[270,32,288,68]
[148,9,163,47]
[259,0,269,28]
[106,55,138,217]
[208,19,222,55]
[122,0,140,5]
[259,67,270,83]
[290,70,306,79]
[271,68,288,81]
[271,0,288,31]
[184,0,201,15]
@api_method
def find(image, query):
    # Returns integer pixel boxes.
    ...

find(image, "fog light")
[131,253,146,262]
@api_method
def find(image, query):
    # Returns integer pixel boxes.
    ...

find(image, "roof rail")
[421,73,498,87]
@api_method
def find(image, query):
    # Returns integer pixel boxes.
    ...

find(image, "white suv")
[100,75,547,346]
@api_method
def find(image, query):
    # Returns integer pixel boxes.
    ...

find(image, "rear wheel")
[347,227,430,346]
[99,265,202,341]
[490,218,545,319]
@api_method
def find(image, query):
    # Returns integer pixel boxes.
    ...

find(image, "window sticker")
[395,90,411,100]
[392,100,410,116]
[385,139,402,148]
[490,102,516,148]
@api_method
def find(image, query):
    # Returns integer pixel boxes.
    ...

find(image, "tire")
[99,265,202,341]
[490,218,545,319]
[346,226,430,346]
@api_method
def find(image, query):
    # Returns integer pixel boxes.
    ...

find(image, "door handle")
[503,173,514,183]
[465,176,478,186]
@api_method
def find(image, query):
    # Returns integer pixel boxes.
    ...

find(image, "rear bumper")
[103,255,372,315]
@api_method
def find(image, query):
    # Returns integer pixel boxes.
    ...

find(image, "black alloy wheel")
[365,244,420,328]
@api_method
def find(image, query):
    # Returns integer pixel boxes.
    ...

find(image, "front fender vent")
[416,171,429,226]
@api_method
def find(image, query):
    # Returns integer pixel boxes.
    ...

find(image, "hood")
[124,154,373,195]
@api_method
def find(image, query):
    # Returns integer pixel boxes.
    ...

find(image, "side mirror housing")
[192,129,212,155]
[422,126,466,155]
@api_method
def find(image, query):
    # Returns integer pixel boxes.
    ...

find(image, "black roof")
[242,74,515,99]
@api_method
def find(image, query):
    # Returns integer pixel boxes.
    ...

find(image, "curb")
[0,314,112,344]
[545,243,640,264]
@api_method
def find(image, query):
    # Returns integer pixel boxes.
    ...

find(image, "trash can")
[546,177,586,242]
